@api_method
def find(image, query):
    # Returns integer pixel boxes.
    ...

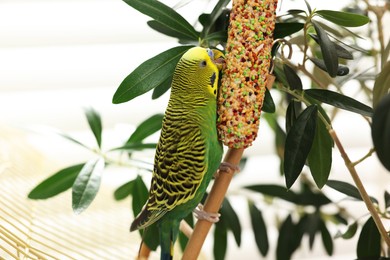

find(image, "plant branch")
[329,129,390,248]
[363,0,386,69]
[351,147,375,167]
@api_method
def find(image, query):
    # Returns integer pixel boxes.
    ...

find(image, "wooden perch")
[182,148,244,259]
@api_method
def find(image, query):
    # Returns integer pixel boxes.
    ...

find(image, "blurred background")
[1,0,389,259]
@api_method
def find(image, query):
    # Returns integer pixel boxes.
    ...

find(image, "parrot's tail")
[160,221,179,260]
[161,250,173,260]
[160,232,174,260]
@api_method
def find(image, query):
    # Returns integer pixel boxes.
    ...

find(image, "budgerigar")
[130,47,225,259]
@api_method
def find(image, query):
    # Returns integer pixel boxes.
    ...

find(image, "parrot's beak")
[212,50,225,71]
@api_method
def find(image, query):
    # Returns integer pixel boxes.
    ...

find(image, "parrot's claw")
[214,162,240,178]
[193,204,220,223]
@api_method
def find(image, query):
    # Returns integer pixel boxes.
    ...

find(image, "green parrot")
[130,47,225,259]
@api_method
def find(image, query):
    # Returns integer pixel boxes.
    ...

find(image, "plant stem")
[182,148,244,260]
[297,63,327,89]
[329,129,390,248]
[276,81,332,130]
[363,0,387,69]
[352,148,375,167]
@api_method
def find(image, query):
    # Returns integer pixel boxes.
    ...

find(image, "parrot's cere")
[217,0,278,148]
[130,47,224,260]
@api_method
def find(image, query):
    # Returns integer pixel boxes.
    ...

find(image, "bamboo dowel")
[180,219,194,239]
[137,242,151,260]
[182,148,244,260]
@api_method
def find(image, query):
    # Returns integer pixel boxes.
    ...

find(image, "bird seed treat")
[217,0,278,148]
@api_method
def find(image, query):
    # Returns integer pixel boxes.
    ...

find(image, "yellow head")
[172,47,225,99]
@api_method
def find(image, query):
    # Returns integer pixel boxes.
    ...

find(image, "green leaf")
[293,215,308,249]
[309,57,349,76]
[214,220,227,260]
[285,101,300,134]
[333,45,353,60]
[335,65,349,76]
[357,217,381,259]
[28,164,84,199]
[326,179,378,204]
[221,198,241,246]
[245,184,298,204]
[131,175,149,216]
[309,33,353,60]
[84,107,103,148]
[111,143,157,152]
[72,158,105,214]
[114,180,134,201]
[283,64,303,91]
[335,221,358,239]
[305,89,373,117]
[122,0,199,40]
[287,9,307,16]
[284,105,318,189]
[308,118,332,188]
[320,220,333,256]
[273,64,289,87]
[328,32,368,52]
[213,9,230,33]
[152,75,172,99]
[373,61,390,108]
[245,184,331,207]
[147,20,196,41]
[198,13,211,27]
[275,119,287,163]
[316,10,370,27]
[303,95,340,126]
[203,30,228,43]
[262,88,275,113]
[331,213,348,225]
[274,22,304,38]
[306,212,321,249]
[385,191,390,209]
[299,185,332,207]
[56,131,90,150]
[304,0,312,13]
[127,114,164,144]
[276,214,299,260]
[371,93,390,171]
[202,0,231,38]
[112,46,192,104]
[248,201,269,256]
[312,21,338,78]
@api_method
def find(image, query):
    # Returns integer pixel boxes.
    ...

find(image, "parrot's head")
[177,47,225,99]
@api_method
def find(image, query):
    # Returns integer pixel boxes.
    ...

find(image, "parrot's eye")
[200,60,207,67]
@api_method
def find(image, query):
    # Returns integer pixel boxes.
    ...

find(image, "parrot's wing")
[148,123,207,212]
[130,117,209,231]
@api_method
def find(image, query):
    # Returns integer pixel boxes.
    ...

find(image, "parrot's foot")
[193,204,220,223]
[214,162,240,178]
